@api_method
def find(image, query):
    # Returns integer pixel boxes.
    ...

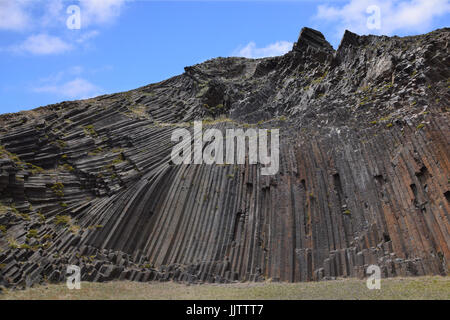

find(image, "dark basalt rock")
[293,27,334,53]
[0,27,449,289]
[338,29,360,48]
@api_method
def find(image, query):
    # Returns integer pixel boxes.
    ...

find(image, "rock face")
[0,27,449,288]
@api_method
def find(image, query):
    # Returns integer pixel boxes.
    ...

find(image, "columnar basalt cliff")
[0,28,449,288]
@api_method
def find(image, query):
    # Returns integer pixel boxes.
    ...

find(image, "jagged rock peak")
[293,27,334,53]
[338,29,361,49]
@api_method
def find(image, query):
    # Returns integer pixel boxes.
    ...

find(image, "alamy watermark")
[66,5,81,30]
[366,5,381,30]
[66,265,81,290]
[366,264,381,290]
[171,121,280,175]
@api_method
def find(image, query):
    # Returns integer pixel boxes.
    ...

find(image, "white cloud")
[79,0,127,27]
[9,34,72,55]
[315,0,450,39]
[0,1,128,56]
[36,66,84,85]
[76,30,100,43]
[4,30,101,57]
[40,0,65,28]
[235,41,293,59]
[32,66,105,100]
[33,77,102,99]
[0,0,127,31]
[0,0,30,31]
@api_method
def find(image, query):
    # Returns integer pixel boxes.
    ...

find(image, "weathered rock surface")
[0,27,449,288]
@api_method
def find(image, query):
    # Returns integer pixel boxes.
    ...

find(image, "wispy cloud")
[32,66,104,100]
[40,0,65,28]
[0,0,128,55]
[234,41,293,59]
[8,34,73,55]
[33,77,102,100]
[0,0,128,30]
[38,66,84,83]
[79,0,128,27]
[76,30,100,43]
[0,0,30,31]
[315,0,450,40]
[4,30,101,56]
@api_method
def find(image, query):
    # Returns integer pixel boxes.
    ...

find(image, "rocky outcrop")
[293,27,334,53]
[0,27,449,288]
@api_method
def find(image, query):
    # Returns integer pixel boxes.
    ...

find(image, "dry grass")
[1,276,449,300]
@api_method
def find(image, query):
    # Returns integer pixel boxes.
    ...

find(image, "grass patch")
[51,182,64,197]
[1,277,448,300]
[0,202,8,215]
[59,164,74,172]
[83,125,97,137]
[54,215,71,227]
[7,237,19,249]
[26,229,39,239]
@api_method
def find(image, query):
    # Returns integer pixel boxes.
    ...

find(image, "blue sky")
[0,0,449,113]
